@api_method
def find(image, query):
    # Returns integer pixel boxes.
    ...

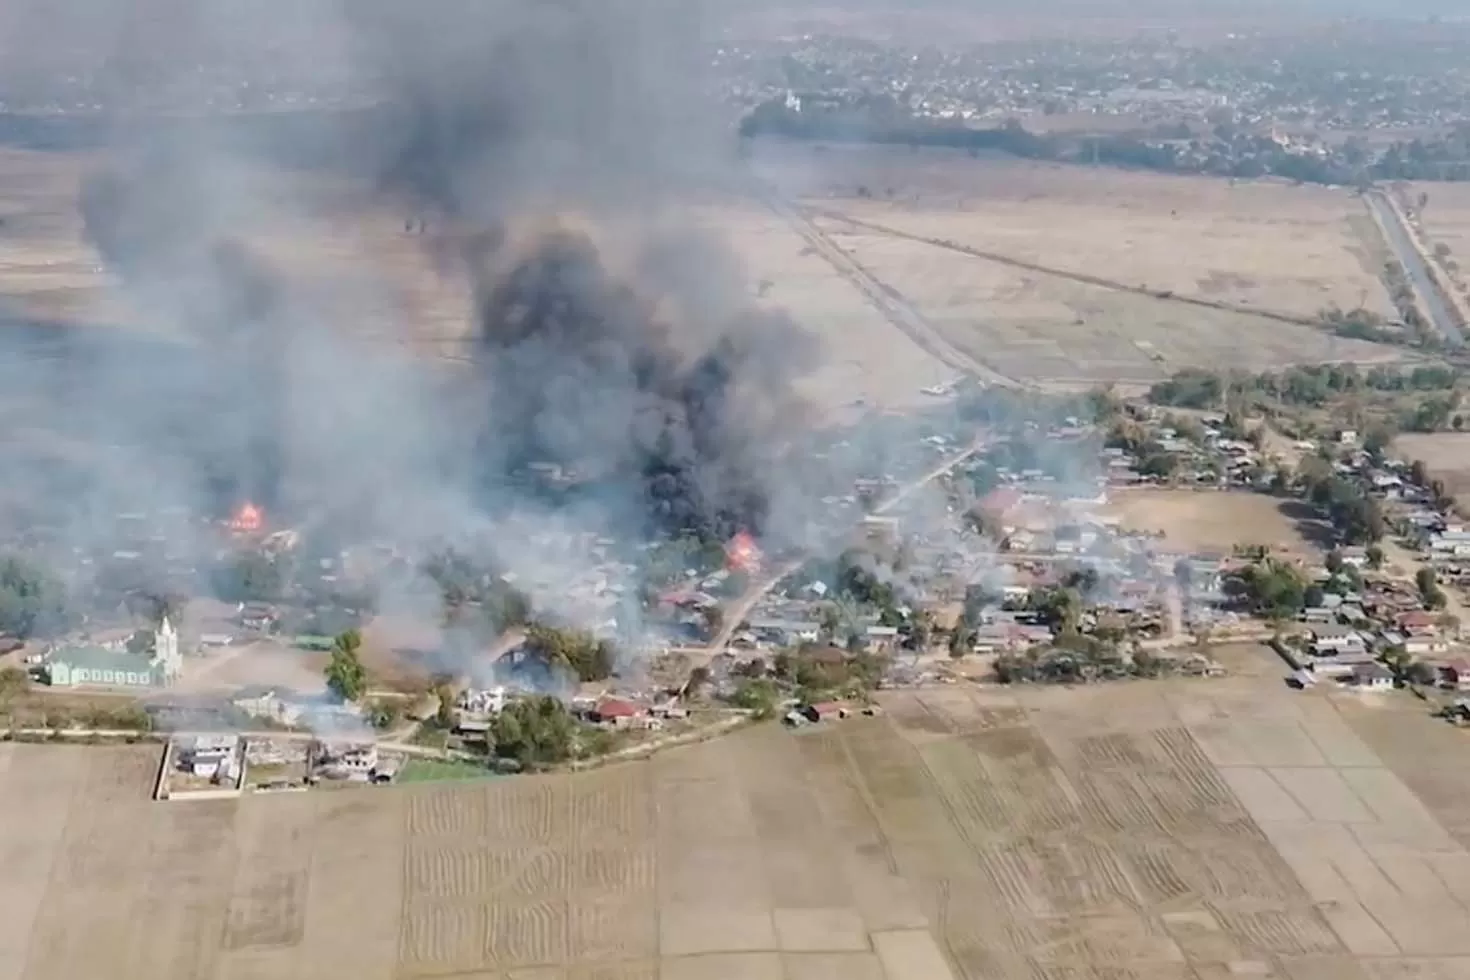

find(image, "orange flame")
[229,502,263,533]
[726,531,762,573]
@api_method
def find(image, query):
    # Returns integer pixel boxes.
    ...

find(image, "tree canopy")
[487,694,580,769]
[522,623,614,682]
[324,628,367,702]
[1227,559,1308,619]
[0,555,70,639]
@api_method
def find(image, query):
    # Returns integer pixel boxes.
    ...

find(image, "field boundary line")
[807,205,1337,331]
[753,184,1032,391]
[836,726,903,876]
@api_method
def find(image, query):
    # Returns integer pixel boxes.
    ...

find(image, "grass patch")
[397,758,497,783]
[407,726,450,750]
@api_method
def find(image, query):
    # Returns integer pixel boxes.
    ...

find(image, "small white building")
[1350,662,1394,691]
[178,733,240,779]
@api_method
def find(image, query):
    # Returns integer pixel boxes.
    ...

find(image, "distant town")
[729,20,1470,184]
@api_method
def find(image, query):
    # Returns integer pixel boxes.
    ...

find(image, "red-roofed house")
[1439,658,1470,691]
[592,698,644,728]
[1399,610,1440,636]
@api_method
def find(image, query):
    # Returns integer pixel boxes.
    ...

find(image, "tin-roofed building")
[44,617,182,689]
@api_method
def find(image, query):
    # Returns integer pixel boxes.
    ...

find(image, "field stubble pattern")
[12,677,1470,980]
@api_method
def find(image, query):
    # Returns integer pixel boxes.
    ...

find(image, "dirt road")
[680,440,986,689]
[762,189,1026,390]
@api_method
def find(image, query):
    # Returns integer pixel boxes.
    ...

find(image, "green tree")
[523,623,615,682]
[434,683,456,729]
[1229,559,1308,619]
[1037,587,1084,634]
[729,678,779,719]
[488,695,579,768]
[325,629,367,702]
[1417,567,1448,610]
[0,555,70,640]
[1366,544,1385,570]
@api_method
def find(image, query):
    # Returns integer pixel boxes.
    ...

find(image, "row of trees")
[993,645,1195,685]
[1380,261,1437,347]
[1149,362,1461,414]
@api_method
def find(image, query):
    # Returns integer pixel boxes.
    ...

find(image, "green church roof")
[50,646,157,673]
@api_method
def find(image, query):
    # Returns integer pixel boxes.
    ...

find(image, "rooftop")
[49,645,157,673]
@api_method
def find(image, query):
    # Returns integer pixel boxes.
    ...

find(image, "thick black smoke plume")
[469,223,812,543]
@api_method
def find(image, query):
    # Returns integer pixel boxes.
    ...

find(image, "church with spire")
[42,615,185,689]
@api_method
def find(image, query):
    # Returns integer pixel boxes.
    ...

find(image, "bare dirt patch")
[1105,488,1324,556]
[1395,432,1470,508]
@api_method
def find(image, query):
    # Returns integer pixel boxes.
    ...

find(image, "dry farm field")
[0,142,1415,417]
[1395,432,1470,507]
[1405,181,1470,292]
[1105,488,1326,557]
[746,146,1411,386]
[0,145,962,420]
[9,662,1470,980]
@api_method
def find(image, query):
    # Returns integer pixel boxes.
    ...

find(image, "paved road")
[1366,190,1463,348]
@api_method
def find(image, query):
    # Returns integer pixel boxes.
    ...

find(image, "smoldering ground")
[0,0,832,648]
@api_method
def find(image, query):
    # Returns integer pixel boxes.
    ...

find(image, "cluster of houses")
[1294,577,1455,692]
[452,684,689,739]
[1104,412,1269,488]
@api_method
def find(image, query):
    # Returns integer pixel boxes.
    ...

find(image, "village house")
[177,734,241,780]
[1398,610,1443,637]
[748,619,822,646]
[1438,658,1470,691]
[864,625,901,651]
[1428,530,1470,559]
[1307,625,1367,659]
[231,687,307,728]
[1350,662,1394,691]
[315,740,379,779]
[591,697,659,731]
[238,603,280,631]
[458,686,509,717]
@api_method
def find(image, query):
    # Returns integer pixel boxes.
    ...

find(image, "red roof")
[808,701,850,718]
[1399,610,1438,629]
[595,698,641,719]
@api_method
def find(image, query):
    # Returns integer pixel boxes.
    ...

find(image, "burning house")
[726,531,763,575]
[228,502,265,536]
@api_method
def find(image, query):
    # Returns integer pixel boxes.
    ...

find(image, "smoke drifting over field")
[15,0,825,640]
